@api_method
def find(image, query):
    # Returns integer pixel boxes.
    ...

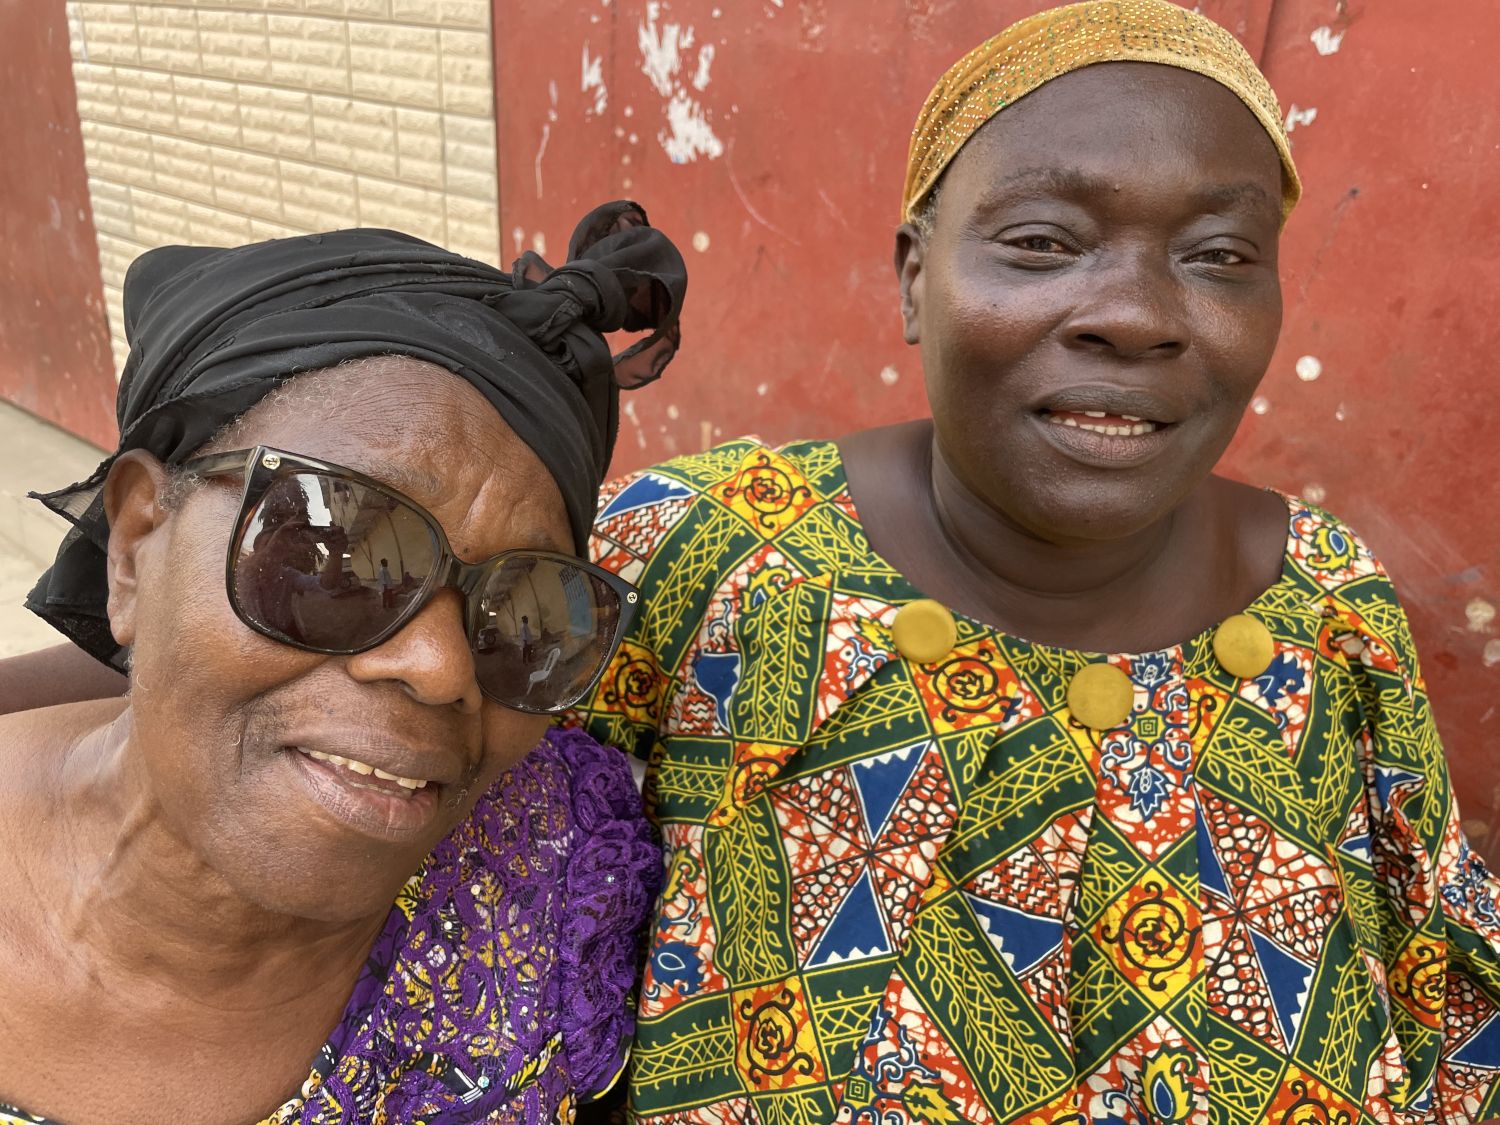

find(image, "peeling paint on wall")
[638,2,723,163]
[1310,26,1346,55]
[1285,104,1318,131]
[582,43,608,115]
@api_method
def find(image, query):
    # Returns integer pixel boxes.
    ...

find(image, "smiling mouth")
[292,746,433,798]
[1043,409,1164,436]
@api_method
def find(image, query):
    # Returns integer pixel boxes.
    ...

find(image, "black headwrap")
[27,201,686,671]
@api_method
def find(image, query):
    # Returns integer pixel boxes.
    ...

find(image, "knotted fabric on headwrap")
[901,0,1301,226]
[28,201,686,671]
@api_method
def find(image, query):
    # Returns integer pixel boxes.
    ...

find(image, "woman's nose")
[1062,250,1190,360]
[344,588,482,713]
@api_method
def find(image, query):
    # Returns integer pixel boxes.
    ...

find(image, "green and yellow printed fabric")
[571,438,1500,1125]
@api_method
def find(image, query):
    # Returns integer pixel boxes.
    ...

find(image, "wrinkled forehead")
[208,358,571,556]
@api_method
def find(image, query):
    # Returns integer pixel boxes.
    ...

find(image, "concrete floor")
[0,399,107,658]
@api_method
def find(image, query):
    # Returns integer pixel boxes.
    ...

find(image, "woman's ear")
[102,450,174,649]
[894,222,926,346]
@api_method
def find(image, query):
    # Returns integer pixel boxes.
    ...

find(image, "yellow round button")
[891,599,958,664]
[1213,614,1276,680]
[1067,662,1134,731]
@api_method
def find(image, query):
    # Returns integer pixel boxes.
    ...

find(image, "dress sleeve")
[549,726,665,1103]
[1342,576,1500,1119]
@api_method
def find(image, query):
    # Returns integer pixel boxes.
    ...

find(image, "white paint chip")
[667,403,680,419]
[1310,26,1346,55]
[1295,355,1322,382]
[1285,105,1318,132]
[879,365,900,386]
[692,231,711,252]
[1485,639,1500,668]
[1468,599,1497,634]
[757,382,769,396]
[531,231,547,256]
[638,4,724,164]
[693,43,715,91]
[582,42,608,115]
[661,90,724,163]
[638,3,682,97]
[1303,483,1327,504]
[512,226,525,254]
[1251,396,1271,415]
[1335,402,1347,421]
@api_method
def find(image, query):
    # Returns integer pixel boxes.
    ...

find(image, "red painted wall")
[0,0,117,449]
[495,1,1500,856]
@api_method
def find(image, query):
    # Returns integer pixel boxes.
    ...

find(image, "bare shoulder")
[0,698,130,796]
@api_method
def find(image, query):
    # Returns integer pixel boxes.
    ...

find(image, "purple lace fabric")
[266,727,662,1125]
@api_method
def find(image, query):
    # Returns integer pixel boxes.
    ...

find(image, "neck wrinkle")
[925,431,1178,605]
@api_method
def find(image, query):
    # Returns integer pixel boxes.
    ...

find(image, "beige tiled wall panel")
[66,0,499,375]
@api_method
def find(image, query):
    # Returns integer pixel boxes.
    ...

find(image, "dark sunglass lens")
[472,556,622,711]
[231,472,438,651]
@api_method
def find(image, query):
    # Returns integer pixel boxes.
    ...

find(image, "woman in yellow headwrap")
[569,3,1500,1122]
[8,2,1499,1124]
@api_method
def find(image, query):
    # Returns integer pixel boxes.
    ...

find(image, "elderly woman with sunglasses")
[0,204,678,1125]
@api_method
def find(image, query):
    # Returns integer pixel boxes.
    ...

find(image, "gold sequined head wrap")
[901,0,1301,226]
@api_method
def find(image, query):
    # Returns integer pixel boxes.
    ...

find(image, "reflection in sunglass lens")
[231,472,439,651]
[471,555,622,711]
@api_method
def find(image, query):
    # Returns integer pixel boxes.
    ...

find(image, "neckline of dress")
[823,439,1304,662]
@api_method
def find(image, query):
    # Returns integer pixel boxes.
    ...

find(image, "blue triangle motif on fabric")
[599,472,696,520]
[964,893,1063,977]
[692,651,741,731]
[1337,833,1372,862]
[1450,1012,1500,1069]
[849,741,927,841]
[807,869,892,967]
[1374,766,1424,808]
[1195,803,1231,900]
[1250,927,1315,1048]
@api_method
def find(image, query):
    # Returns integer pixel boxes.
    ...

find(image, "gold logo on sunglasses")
[261,453,282,470]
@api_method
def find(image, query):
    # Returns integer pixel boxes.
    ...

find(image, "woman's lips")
[1035,409,1174,466]
[289,747,442,837]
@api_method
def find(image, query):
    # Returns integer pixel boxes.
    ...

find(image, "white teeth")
[1073,421,1159,435]
[1063,417,1078,426]
[1122,415,1142,422]
[299,748,426,786]
[1047,414,1064,424]
[1083,410,1107,418]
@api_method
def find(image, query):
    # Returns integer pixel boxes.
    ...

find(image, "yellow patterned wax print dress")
[571,438,1500,1125]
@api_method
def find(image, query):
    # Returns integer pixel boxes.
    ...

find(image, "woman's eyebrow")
[980,168,1279,215]
[985,166,1117,200]
[1192,180,1280,212]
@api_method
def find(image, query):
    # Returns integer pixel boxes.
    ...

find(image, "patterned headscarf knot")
[901,0,1301,226]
